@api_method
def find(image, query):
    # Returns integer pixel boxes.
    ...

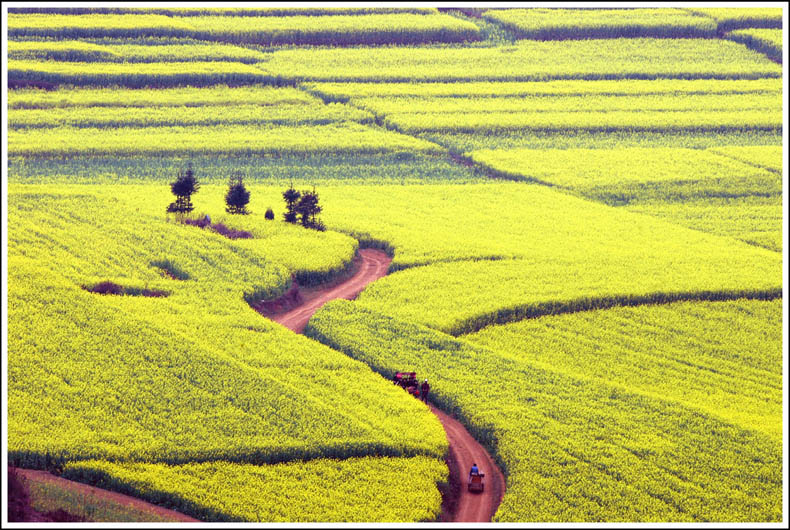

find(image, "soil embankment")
[273,248,506,522]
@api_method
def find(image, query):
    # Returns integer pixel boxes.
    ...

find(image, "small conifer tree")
[167,162,200,214]
[296,187,323,230]
[225,174,251,215]
[282,182,301,224]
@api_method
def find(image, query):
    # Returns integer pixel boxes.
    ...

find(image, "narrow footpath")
[10,468,199,523]
[274,248,506,522]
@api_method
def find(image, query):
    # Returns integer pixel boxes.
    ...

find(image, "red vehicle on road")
[468,471,485,493]
[393,371,421,398]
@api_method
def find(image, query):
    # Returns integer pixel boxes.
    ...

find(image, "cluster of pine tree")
[166,164,252,216]
[282,184,325,231]
[225,174,250,215]
[166,165,324,231]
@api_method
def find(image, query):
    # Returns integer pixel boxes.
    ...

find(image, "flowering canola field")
[466,299,783,440]
[6,5,784,523]
[305,300,782,522]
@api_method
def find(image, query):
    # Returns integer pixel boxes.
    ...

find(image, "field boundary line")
[451,288,783,336]
[706,149,783,175]
[10,467,199,522]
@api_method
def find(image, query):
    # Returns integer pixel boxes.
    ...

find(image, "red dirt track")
[272,248,393,333]
[10,468,198,522]
[431,407,506,522]
[274,248,507,522]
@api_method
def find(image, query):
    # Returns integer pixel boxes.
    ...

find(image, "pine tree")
[225,174,251,215]
[167,162,200,214]
[295,187,323,230]
[282,182,301,223]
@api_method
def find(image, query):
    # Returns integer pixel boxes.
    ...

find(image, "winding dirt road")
[274,248,506,522]
[431,407,506,522]
[272,248,392,333]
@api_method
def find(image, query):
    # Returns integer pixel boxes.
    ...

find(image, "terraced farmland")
[260,38,781,82]
[7,11,479,45]
[683,7,782,31]
[469,147,780,201]
[61,457,447,522]
[466,298,784,440]
[8,85,317,108]
[5,5,785,524]
[7,123,442,157]
[725,28,783,62]
[8,58,273,87]
[307,78,782,98]
[482,8,718,40]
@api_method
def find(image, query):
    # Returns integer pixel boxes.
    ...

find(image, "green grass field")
[6,6,784,523]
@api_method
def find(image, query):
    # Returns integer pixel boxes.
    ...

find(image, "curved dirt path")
[273,248,393,333]
[12,468,199,522]
[274,248,506,522]
[430,407,506,522]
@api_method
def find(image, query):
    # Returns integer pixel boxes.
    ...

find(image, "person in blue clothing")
[469,463,479,479]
